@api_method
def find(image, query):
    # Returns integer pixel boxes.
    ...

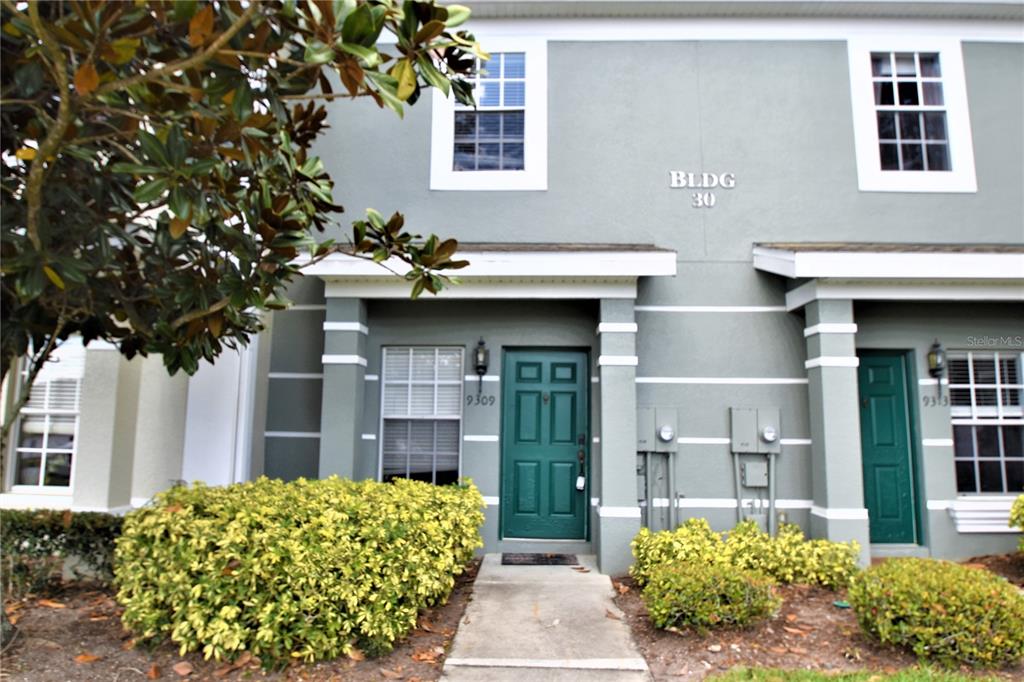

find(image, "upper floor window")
[949,351,1023,494]
[9,338,85,489]
[430,38,547,191]
[380,347,464,485]
[847,38,976,193]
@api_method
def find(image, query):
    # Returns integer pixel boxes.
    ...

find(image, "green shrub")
[848,557,1024,669]
[0,509,122,596]
[631,519,859,589]
[114,476,484,665]
[1011,495,1024,552]
[642,560,780,632]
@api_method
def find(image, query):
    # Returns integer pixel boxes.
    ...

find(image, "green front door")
[858,352,918,544]
[501,350,588,539]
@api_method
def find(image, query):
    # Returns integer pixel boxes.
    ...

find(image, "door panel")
[502,350,588,539]
[858,353,918,544]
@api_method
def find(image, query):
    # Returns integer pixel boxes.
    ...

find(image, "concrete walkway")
[442,554,651,681]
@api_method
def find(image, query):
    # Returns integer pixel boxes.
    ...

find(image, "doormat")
[501,553,579,566]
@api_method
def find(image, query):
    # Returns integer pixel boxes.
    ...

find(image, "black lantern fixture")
[474,338,490,394]
[927,339,946,398]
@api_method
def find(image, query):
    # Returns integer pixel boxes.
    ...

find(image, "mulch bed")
[1,558,479,682]
[611,573,1024,681]
[963,552,1024,587]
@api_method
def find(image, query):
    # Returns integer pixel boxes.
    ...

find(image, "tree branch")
[170,296,232,329]
[96,2,260,95]
[24,0,74,253]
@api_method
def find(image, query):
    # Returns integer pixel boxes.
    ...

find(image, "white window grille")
[948,351,1023,494]
[380,347,463,484]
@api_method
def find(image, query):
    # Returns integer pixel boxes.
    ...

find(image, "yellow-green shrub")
[631,519,859,589]
[642,561,780,632]
[114,476,484,665]
[1011,495,1024,552]
[848,557,1024,669]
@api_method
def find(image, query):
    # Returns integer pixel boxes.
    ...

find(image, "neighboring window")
[11,338,85,488]
[847,38,976,192]
[949,351,1023,494]
[380,347,463,484]
[430,38,547,190]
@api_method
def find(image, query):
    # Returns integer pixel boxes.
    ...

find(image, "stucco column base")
[597,514,641,576]
[810,514,871,566]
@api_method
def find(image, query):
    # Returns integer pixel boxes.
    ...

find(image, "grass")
[710,669,995,682]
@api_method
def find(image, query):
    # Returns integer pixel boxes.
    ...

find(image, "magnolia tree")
[0,0,481,440]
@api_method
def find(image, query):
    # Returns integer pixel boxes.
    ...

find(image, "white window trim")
[377,346,465,484]
[430,37,547,191]
[847,37,977,193]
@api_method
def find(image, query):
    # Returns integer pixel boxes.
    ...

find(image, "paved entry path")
[442,554,651,681]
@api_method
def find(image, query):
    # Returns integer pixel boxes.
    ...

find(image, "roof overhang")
[751,243,1024,310]
[305,244,677,299]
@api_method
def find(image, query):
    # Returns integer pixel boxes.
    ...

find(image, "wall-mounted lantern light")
[927,339,946,398]
[474,338,489,394]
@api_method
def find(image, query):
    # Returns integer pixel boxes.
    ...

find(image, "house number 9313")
[669,171,736,209]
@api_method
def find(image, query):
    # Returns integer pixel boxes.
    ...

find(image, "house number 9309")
[669,171,736,209]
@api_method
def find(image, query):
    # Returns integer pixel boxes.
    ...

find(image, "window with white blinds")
[948,351,1023,494]
[380,347,463,485]
[13,337,85,488]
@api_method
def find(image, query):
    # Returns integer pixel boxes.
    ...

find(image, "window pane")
[436,385,462,416]
[1003,426,1023,457]
[901,144,924,170]
[873,81,894,106]
[44,453,72,486]
[503,81,525,107]
[950,388,971,406]
[897,81,919,105]
[926,144,950,171]
[974,357,996,383]
[955,459,977,493]
[436,350,463,382]
[922,82,943,105]
[503,52,525,78]
[411,348,435,381]
[871,53,892,76]
[454,143,476,171]
[47,434,73,450]
[482,54,500,78]
[976,426,1000,456]
[953,425,974,457]
[948,356,970,384]
[1000,356,1020,384]
[978,460,1004,492]
[502,143,524,170]
[919,53,941,77]
[503,112,525,138]
[974,388,998,408]
[382,420,410,478]
[899,112,922,140]
[895,53,916,76]
[15,453,42,485]
[879,143,900,170]
[877,112,897,139]
[410,384,435,416]
[478,143,500,170]
[478,113,501,139]
[454,112,476,138]
[18,433,44,449]
[1006,459,1024,492]
[478,81,500,106]
[383,348,410,381]
[923,112,947,140]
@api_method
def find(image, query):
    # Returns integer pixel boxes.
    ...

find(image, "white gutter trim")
[754,247,1024,280]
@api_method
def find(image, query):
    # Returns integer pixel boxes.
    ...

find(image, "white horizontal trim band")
[361,434,377,441]
[591,376,600,383]
[444,658,648,672]
[597,506,642,518]
[265,431,321,439]
[674,436,813,446]
[922,438,954,447]
[597,322,638,334]
[365,374,379,381]
[811,505,869,521]
[285,304,326,311]
[926,500,951,510]
[464,375,500,382]
[481,496,499,506]
[803,323,858,337]
[919,378,950,386]
[805,356,860,369]
[464,435,499,442]
[648,498,814,510]
[591,497,600,507]
[637,377,809,385]
[268,372,323,380]
[592,436,600,444]
[323,321,369,334]
[322,354,368,366]
[598,355,639,366]
[636,305,786,313]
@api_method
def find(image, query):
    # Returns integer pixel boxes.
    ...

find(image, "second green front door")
[501,350,588,539]
[858,352,918,544]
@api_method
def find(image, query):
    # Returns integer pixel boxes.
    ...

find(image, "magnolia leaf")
[74,62,99,96]
[138,130,170,166]
[107,37,141,65]
[188,5,215,48]
[15,147,36,161]
[392,59,416,101]
[337,41,380,67]
[341,3,378,47]
[444,4,471,27]
[413,19,445,45]
[133,177,170,203]
[416,55,449,96]
[43,266,65,290]
[303,39,334,65]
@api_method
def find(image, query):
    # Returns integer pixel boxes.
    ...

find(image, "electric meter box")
[742,461,769,487]
[730,407,782,454]
[637,407,679,453]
